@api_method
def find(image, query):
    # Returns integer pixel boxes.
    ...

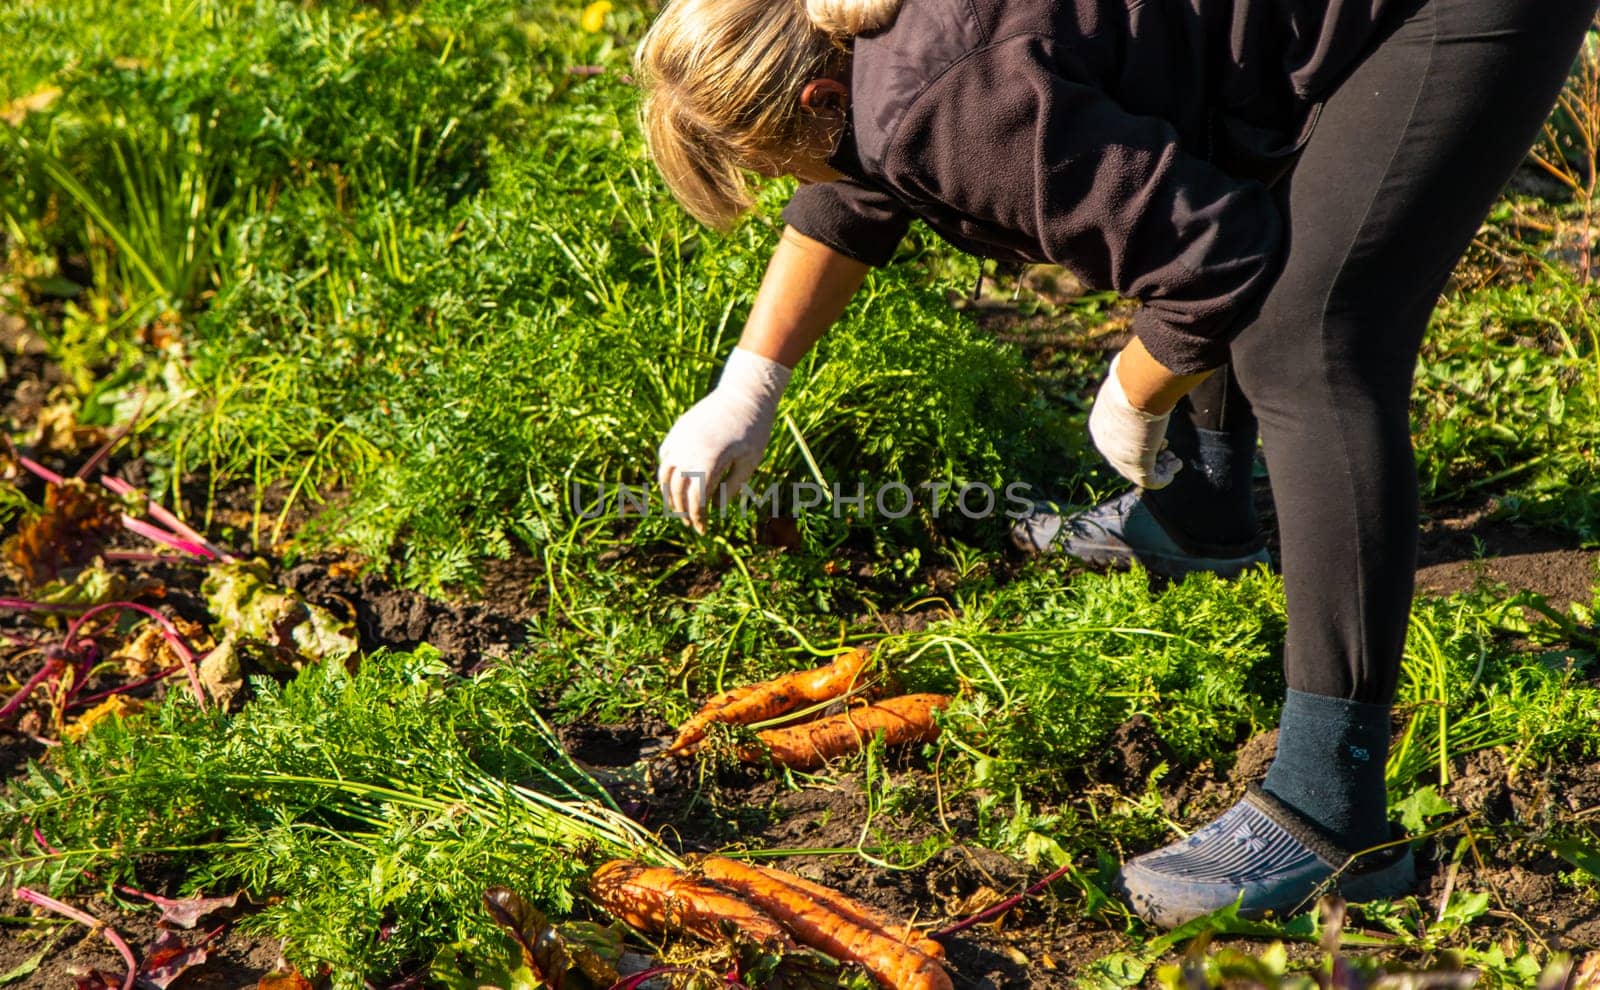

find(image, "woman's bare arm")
[1115,336,1214,414]
[737,225,870,367]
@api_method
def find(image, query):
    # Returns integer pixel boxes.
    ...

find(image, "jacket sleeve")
[885,37,1285,373]
[781,178,913,268]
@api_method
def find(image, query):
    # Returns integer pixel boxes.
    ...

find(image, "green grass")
[1413,247,1600,542]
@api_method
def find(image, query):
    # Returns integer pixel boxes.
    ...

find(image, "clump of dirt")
[281,553,541,671]
[1160,727,1278,824]
[0,891,284,990]
[1095,713,1179,786]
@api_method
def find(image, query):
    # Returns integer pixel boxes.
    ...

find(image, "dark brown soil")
[1430,748,1600,949]
[1416,500,1598,609]
[555,710,1600,989]
[280,552,542,673]
[0,892,285,990]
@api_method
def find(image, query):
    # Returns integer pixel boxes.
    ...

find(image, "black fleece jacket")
[781,0,1401,373]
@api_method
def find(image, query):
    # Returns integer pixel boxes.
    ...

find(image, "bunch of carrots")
[589,857,951,990]
[665,648,950,771]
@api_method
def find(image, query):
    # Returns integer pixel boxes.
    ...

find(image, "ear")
[799,78,850,114]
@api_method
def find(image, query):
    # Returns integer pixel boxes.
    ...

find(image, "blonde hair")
[634,0,902,228]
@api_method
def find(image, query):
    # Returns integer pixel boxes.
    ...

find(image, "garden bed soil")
[6,513,1596,988]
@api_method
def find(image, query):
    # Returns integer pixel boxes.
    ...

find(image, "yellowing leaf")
[580,1,612,33]
[64,695,143,742]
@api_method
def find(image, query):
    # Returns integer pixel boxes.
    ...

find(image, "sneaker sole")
[1336,847,1417,904]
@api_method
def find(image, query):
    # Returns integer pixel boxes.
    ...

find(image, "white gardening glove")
[658,347,791,533]
[1088,352,1183,490]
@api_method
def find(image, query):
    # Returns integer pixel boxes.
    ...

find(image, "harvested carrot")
[695,856,952,990]
[698,857,943,961]
[667,648,872,755]
[746,693,951,771]
[587,860,793,947]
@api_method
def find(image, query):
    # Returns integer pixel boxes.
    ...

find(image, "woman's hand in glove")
[1088,352,1181,489]
[1088,339,1213,490]
[658,348,792,533]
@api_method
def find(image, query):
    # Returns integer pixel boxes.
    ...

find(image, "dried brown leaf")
[136,890,240,929]
[113,621,211,679]
[2,480,122,589]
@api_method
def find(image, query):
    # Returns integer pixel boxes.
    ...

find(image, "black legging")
[1203,0,1595,703]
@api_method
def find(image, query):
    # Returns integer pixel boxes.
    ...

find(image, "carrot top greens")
[0,647,671,985]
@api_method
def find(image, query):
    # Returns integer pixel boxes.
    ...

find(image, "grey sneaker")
[1010,489,1271,579]
[1116,784,1416,929]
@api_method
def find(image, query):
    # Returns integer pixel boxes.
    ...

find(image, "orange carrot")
[695,856,952,990]
[746,693,950,770]
[698,857,944,961]
[668,648,872,755]
[587,860,793,947]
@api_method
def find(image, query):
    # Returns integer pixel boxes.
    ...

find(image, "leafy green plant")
[1412,262,1600,541]
[893,565,1287,799]
[1388,591,1600,793]
[0,647,671,985]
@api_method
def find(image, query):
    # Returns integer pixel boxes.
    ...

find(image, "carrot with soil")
[745,693,950,770]
[587,860,795,947]
[692,856,953,990]
[697,857,944,960]
[667,647,873,755]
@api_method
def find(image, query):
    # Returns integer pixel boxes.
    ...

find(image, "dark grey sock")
[1144,421,1261,548]
[1261,688,1392,851]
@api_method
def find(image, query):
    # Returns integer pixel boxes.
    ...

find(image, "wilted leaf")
[0,85,62,126]
[135,930,208,989]
[197,637,247,710]
[2,480,121,589]
[484,886,571,986]
[31,397,109,456]
[29,560,142,608]
[74,972,121,990]
[133,890,240,929]
[64,694,144,742]
[203,559,357,666]
[561,921,624,986]
[485,885,544,944]
[112,620,211,679]
[944,885,1007,917]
